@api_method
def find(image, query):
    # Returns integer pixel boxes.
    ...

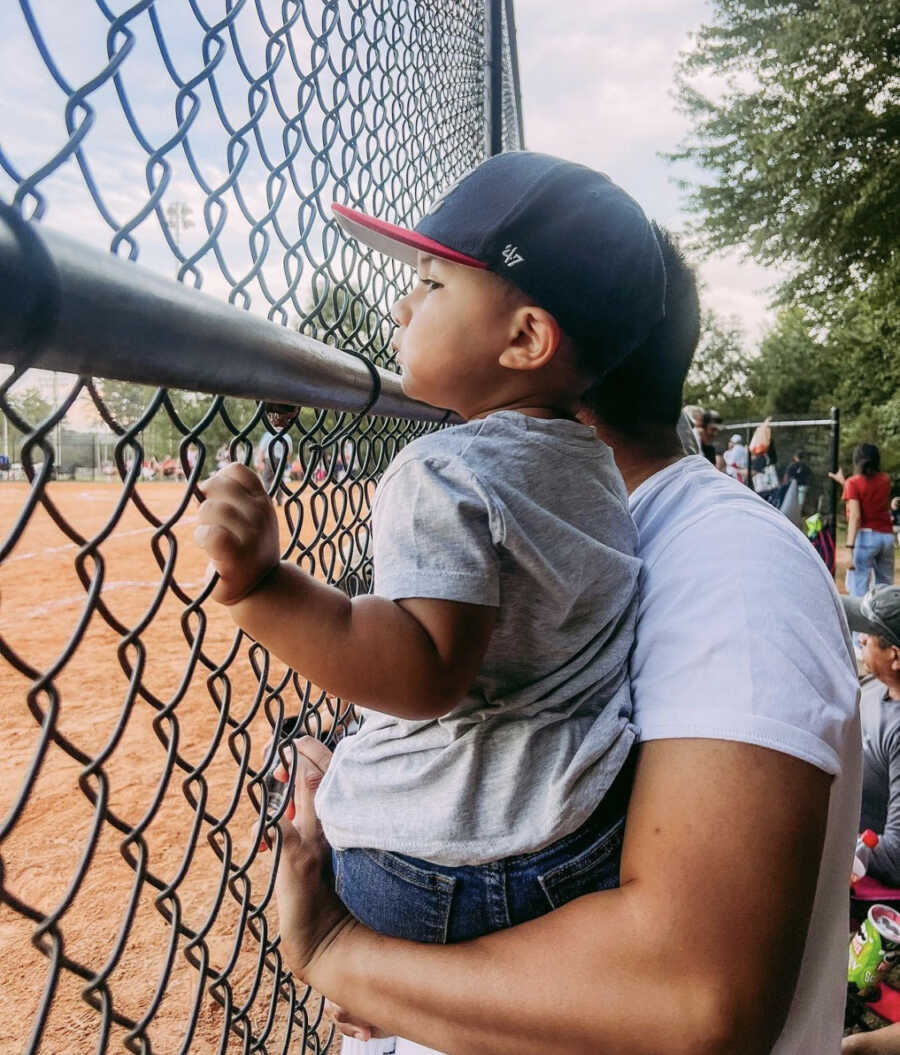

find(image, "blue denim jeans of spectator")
[332,748,635,944]
[848,530,895,649]
[848,531,895,597]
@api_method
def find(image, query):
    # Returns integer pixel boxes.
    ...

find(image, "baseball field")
[0,479,361,1054]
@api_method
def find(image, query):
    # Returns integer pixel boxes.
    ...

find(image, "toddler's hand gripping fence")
[0,1,522,1051]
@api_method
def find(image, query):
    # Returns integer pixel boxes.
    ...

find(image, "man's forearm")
[228,562,457,718]
[303,886,721,1055]
[287,740,829,1055]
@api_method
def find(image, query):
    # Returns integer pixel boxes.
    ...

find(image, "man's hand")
[326,1001,388,1043]
[194,462,280,605]
[842,1023,900,1053]
[269,736,357,980]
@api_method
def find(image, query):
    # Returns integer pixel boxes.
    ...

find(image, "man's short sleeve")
[630,499,857,776]
[372,455,501,606]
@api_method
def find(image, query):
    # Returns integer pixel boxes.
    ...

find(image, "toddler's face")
[390,254,521,416]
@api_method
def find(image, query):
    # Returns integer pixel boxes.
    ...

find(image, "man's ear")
[497,306,561,372]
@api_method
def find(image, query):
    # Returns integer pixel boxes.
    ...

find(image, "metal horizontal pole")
[725,419,834,430]
[0,217,452,424]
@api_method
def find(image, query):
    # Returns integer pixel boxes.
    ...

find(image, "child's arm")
[194,463,496,720]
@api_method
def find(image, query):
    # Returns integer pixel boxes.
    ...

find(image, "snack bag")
[848,917,883,989]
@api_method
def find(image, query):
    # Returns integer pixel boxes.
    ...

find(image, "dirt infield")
[0,481,361,1054]
[1,478,896,1053]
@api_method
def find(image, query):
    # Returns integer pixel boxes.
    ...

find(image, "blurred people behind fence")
[830,444,895,605]
[698,409,720,465]
[724,432,748,484]
[682,404,704,455]
[785,450,813,513]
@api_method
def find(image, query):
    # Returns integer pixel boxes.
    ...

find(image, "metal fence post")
[485,0,504,156]
[829,406,840,529]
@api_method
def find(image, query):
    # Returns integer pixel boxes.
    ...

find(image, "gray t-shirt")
[314,411,640,865]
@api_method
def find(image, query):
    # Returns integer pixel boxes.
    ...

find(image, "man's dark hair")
[580,224,701,434]
[853,443,881,477]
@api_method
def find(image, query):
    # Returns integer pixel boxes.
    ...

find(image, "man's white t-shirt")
[630,456,860,1054]
[344,455,861,1055]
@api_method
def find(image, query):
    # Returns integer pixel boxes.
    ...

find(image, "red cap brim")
[331,203,486,270]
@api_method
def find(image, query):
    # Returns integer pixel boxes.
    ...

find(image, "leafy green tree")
[670,0,900,307]
[825,285,900,474]
[683,309,756,422]
[748,308,838,417]
[6,386,53,427]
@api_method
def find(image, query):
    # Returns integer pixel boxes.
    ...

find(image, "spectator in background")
[752,452,780,502]
[785,451,813,513]
[830,443,895,602]
[682,404,705,455]
[842,586,900,886]
[698,409,720,465]
[891,496,900,547]
[724,433,748,484]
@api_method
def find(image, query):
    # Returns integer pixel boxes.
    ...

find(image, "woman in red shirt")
[830,443,895,606]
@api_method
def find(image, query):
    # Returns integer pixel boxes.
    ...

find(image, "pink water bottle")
[851,829,879,886]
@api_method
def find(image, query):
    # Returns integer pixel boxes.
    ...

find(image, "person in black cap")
[843,585,900,886]
[194,153,664,955]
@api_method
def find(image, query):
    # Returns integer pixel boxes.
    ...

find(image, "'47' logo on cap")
[501,244,524,267]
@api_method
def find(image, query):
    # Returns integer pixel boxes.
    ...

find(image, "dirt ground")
[1,479,897,1053]
[0,480,371,1055]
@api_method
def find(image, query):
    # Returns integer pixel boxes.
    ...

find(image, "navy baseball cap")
[332,151,666,370]
[843,586,900,649]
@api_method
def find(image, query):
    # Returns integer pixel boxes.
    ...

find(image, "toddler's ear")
[498,305,560,372]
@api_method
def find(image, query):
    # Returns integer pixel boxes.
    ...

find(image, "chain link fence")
[0,2,523,1051]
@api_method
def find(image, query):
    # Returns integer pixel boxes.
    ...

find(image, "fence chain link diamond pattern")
[0,2,522,1051]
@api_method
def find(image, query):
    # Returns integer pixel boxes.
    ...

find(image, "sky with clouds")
[513,0,783,342]
[1,0,782,413]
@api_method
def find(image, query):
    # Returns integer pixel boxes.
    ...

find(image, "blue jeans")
[332,750,634,944]
[848,530,895,597]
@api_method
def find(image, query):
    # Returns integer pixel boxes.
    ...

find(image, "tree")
[825,284,900,474]
[682,309,755,421]
[6,386,53,428]
[670,0,900,308]
[748,307,837,418]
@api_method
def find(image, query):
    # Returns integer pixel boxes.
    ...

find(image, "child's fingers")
[192,521,242,563]
[219,461,268,498]
[194,498,253,548]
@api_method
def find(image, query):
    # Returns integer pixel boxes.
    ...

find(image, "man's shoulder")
[631,457,806,562]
